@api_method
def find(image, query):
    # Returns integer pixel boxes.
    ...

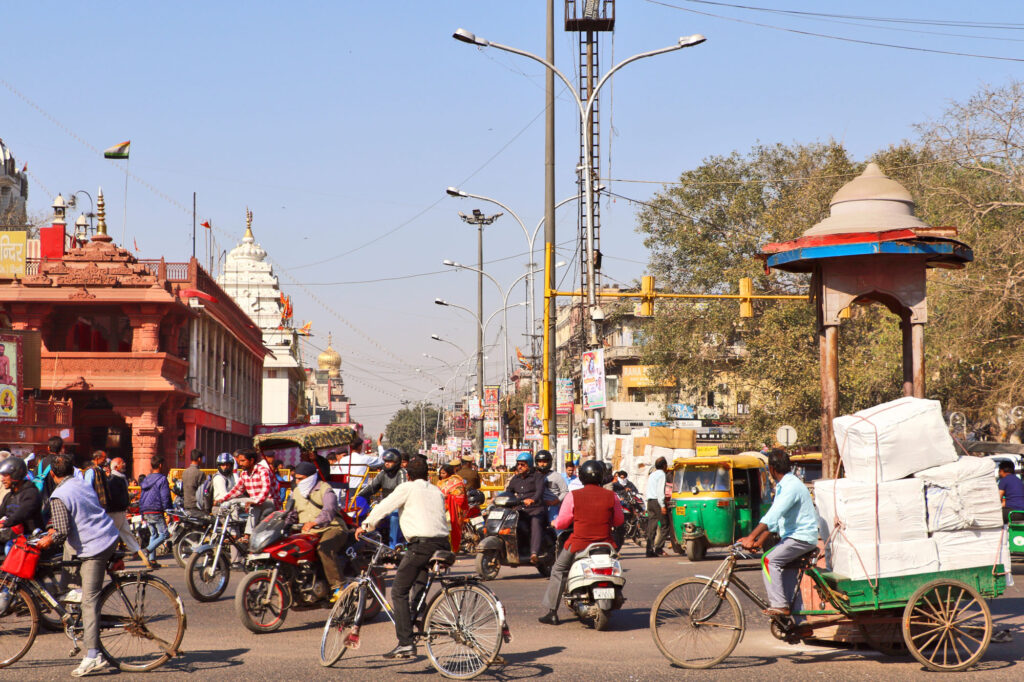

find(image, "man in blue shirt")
[997,461,1024,524]
[739,449,818,618]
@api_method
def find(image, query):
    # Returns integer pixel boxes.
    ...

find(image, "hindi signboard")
[581,349,606,411]
[0,232,27,279]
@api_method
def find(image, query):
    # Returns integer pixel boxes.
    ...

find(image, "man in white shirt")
[645,456,669,557]
[356,456,449,660]
[332,450,383,496]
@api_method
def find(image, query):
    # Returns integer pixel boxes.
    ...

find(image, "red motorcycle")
[234,505,382,633]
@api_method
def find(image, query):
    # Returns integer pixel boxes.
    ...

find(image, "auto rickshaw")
[790,452,823,492]
[669,454,773,561]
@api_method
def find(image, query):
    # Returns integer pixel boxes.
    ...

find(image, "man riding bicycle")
[355,456,449,660]
[738,449,819,620]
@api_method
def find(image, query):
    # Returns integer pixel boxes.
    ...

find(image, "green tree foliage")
[636,82,1024,444]
[384,402,444,456]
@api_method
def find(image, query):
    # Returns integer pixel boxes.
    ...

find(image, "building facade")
[0,139,28,227]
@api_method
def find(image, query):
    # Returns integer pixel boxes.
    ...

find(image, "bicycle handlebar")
[730,542,762,560]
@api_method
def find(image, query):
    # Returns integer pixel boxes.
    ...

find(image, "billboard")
[523,403,542,442]
[483,385,499,406]
[0,232,27,279]
[0,333,22,422]
[581,349,606,411]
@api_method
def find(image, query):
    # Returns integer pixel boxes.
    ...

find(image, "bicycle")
[319,533,511,680]
[0,537,187,672]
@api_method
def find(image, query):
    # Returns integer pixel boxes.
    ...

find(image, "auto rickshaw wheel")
[685,538,707,561]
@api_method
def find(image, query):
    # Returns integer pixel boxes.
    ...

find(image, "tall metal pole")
[477,221,484,455]
[544,0,558,470]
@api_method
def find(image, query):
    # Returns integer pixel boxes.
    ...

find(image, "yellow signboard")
[696,445,720,458]
[0,231,27,279]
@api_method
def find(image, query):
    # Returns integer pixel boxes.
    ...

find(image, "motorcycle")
[167,507,215,568]
[561,538,626,631]
[474,495,556,580]
[616,489,647,548]
[184,500,248,602]
[459,488,486,554]
[234,503,382,633]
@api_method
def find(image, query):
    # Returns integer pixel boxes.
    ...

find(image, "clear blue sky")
[3,1,1022,433]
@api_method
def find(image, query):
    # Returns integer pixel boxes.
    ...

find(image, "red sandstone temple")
[0,191,266,477]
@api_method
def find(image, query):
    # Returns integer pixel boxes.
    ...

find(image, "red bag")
[1,536,41,579]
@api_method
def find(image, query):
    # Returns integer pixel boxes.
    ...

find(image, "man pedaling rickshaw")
[738,449,819,626]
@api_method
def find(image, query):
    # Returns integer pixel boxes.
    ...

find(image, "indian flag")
[103,141,131,159]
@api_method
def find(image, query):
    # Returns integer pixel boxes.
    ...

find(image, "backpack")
[196,474,214,513]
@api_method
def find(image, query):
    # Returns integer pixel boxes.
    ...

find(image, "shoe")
[538,610,560,626]
[382,644,416,659]
[148,561,163,569]
[645,551,657,558]
[71,655,110,677]
[763,607,791,617]
[655,549,666,556]
[61,589,83,604]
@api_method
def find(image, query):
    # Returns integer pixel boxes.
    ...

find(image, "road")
[7,543,1023,680]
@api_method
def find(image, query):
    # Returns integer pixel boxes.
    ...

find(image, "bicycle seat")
[794,548,820,569]
[428,550,457,571]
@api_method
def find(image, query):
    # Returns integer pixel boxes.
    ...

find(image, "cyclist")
[738,449,819,619]
[35,454,121,677]
[358,448,408,547]
[504,452,547,565]
[536,450,568,524]
[355,456,450,660]
[539,459,623,625]
[291,461,348,600]
[0,456,43,550]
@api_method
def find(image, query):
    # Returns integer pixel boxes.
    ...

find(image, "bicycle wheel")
[320,583,360,667]
[0,585,39,668]
[98,575,186,672]
[185,547,230,602]
[424,583,502,680]
[650,577,742,669]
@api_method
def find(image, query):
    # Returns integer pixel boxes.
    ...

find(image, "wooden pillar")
[819,324,840,478]
[912,322,925,398]
[901,313,914,397]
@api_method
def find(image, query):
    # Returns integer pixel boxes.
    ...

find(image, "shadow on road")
[164,647,249,673]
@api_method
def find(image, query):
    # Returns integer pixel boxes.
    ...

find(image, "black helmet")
[216,452,233,465]
[0,456,27,481]
[535,450,553,465]
[578,460,603,485]
[381,448,402,463]
[467,489,485,506]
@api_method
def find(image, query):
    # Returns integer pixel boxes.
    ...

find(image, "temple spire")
[93,187,112,242]
[244,207,254,241]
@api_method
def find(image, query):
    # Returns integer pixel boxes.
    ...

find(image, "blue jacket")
[138,472,172,513]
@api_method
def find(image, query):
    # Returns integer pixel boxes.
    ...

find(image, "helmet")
[515,452,533,467]
[0,456,27,481]
[535,450,553,466]
[578,460,604,485]
[216,452,233,465]
[381,448,402,463]
[467,489,485,506]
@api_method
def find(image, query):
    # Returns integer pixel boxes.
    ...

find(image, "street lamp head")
[434,298,448,306]
[679,34,707,48]
[431,334,442,341]
[445,187,467,198]
[453,28,489,47]
[555,260,567,268]
[442,259,456,267]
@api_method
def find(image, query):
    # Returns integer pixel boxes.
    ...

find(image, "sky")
[3,1,1024,433]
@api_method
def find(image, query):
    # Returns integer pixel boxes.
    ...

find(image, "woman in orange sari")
[438,463,468,552]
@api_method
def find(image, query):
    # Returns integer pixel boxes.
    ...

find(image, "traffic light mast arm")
[547,290,809,300]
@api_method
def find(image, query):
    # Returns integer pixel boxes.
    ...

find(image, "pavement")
[7,543,1024,680]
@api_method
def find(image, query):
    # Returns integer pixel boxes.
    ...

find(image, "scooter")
[459,488,486,554]
[475,495,556,580]
[562,540,625,631]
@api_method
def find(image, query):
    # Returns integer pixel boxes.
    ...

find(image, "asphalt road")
[7,543,1023,681]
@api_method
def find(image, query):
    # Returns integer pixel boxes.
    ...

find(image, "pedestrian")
[180,449,205,514]
[739,449,819,626]
[355,456,450,659]
[456,453,482,491]
[997,461,1024,524]
[645,456,669,557]
[214,448,280,531]
[34,454,121,677]
[437,462,468,552]
[82,450,110,511]
[563,462,583,491]
[138,455,172,567]
[106,457,151,568]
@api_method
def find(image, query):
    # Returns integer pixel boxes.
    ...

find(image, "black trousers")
[518,513,546,556]
[392,536,450,646]
[645,500,666,553]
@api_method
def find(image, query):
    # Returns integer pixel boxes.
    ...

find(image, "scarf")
[111,469,127,479]
[296,473,319,499]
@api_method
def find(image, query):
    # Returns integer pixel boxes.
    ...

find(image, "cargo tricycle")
[650,542,1007,672]
[669,455,773,561]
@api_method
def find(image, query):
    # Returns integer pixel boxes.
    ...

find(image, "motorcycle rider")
[0,456,43,549]
[358,448,408,548]
[612,470,638,495]
[535,450,568,524]
[211,453,237,506]
[355,456,450,660]
[291,461,349,600]
[504,452,547,564]
[215,448,281,532]
[539,459,624,625]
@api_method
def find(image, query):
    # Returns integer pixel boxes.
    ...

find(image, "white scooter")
[563,541,625,631]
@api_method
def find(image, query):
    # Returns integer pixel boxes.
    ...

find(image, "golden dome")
[317,333,342,377]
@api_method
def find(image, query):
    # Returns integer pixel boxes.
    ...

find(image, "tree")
[384,402,445,457]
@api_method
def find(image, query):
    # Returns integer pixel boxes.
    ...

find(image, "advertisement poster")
[483,385,499,406]
[468,398,482,419]
[523,403,542,442]
[581,349,606,411]
[556,378,574,415]
[483,419,500,454]
[0,334,21,422]
[504,449,529,469]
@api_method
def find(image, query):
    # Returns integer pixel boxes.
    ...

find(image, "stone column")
[126,305,164,352]
[113,396,167,479]
[9,304,52,351]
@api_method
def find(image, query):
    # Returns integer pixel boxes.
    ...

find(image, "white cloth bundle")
[829,536,939,581]
[932,527,1013,585]
[814,478,928,546]
[914,457,1003,532]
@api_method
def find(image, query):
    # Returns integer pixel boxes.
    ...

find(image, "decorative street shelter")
[761,163,973,475]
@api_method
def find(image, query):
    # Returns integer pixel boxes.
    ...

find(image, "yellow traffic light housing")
[638,275,655,317]
[739,277,753,317]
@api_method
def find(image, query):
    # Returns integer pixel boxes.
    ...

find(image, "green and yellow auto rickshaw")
[669,454,773,561]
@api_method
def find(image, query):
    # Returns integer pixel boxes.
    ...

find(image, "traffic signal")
[739,277,753,318]
[638,275,655,317]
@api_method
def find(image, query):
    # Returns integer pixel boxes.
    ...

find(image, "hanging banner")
[483,385,499,406]
[581,349,606,411]
[523,403,542,442]
[468,398,482,420]
[0,333,22,422]
[556,378,574,415]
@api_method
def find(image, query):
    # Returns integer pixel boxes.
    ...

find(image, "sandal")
[763,607,790,617]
